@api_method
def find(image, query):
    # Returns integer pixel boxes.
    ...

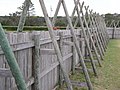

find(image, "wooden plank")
[12,77,35,89]
[77,37,84,41]
[0,68,12,77]
[63,53,73,61]
[40,53,73,79]
[0,24,27,90]
[40,49,56,55]
[0,55,5,90]
[62,41,74,46]
[0,42,34,55]
[75,67,93,72]
[84,59,98,63]
[71,80,87,87]
[40,37,60,45]
[26,77,34,88]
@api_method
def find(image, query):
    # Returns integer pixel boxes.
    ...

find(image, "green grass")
[93,39,120,90]
[57,39,120,90]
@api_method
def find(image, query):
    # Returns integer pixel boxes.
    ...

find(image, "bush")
[3,26,66,31]
[3,26,48,31]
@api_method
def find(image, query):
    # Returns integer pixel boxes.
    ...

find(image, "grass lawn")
[93,39,120,90]
[57,39,120,90]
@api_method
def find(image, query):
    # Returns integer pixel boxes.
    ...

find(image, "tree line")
[1,13,120,27]
[105,13,120,27]
[0,0,120,27]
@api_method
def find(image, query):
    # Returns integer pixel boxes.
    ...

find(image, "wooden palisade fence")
[0,27,110,90]
[0,30,86,90]
[0,0,110,90]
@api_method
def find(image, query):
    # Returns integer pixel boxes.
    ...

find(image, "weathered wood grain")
[0,28,110,90]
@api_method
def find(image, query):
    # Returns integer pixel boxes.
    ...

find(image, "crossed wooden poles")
[38,0,109,90]
[108,20,120,39]
[0,0,109,90]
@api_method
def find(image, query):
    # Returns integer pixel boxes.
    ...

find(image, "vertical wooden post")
[112,23,116,39]
[17,0,30,32]
[33,35,40,90]
[0,24,27,90]
[58,32,64,87]
[71,34,76,74]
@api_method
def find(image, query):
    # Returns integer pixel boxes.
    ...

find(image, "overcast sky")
[0,0,120,16]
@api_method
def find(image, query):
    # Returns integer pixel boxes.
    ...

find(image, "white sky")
[0,0,120,16]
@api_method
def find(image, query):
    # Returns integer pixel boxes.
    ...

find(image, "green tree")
[17,0,35,16]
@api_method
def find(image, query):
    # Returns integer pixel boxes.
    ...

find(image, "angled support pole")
[66,0,80,30]
[38,0,73,90]
[52,0,62,27]
[94,13,107,50]
[73,17,79,28]
[94,13,107,49]
[89,11,106,52]
[109,20,115,27]
[85,9,105,56]
[115,21,119,27]
[103,16,110,41]
[70,1,84,29]
[0,24,27,90]
[40,0,93,89]
[72,0,98,76]
[61,0,93,89]
[96,14,108,43]
[84,6,105,59]
[99,15,109,45]
[78,1,103,63]
[17,0,30,32]
[106,21,109,27]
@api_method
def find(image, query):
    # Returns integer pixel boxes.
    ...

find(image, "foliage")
[54,16,67,26]
[3,26,48,31]
[17,0,35,16]
[0,16,46,26]
[2,26,67,31]
[105,13,120,27]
